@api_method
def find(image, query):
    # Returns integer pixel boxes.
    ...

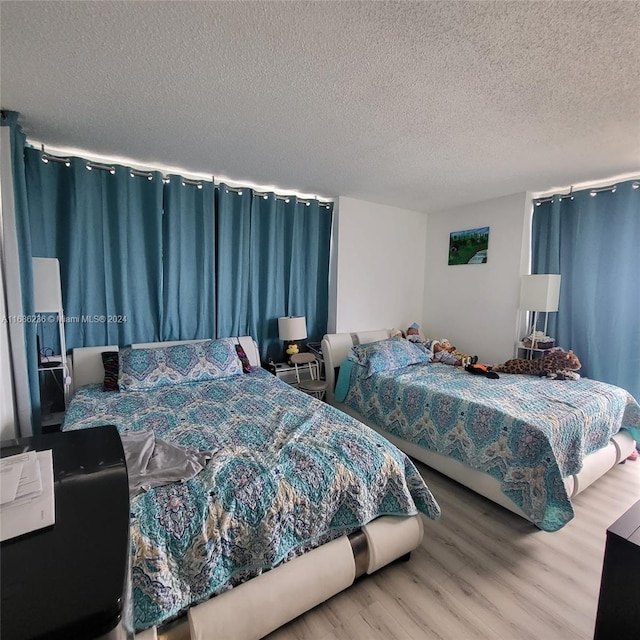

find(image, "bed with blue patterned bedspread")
[341,360,640,532]
[63,368,441,631]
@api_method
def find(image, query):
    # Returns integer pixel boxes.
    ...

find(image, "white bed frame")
[70,338,425,640]
[321,329,636,522]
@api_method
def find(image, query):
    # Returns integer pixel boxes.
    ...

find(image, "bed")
[322,329,640,532]
[63,336,441,639]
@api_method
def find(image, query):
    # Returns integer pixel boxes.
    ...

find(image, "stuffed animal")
[465,363,499,379]
[286,343,299,356]
[406,322,426,343]
[439,339,478,367]
[492,348,581,380]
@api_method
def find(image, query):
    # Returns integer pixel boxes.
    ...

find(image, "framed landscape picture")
[448,226,489,265]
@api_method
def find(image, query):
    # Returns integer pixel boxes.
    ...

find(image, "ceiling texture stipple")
[1,0,639,212]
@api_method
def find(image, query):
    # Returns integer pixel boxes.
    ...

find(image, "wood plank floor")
[266,457,640,640]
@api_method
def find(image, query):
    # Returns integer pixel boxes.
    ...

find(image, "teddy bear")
[438,339,478,367]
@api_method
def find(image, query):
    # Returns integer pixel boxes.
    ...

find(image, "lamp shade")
[278,316,307,341]
[32,258,63,312]
[519,275,561,312]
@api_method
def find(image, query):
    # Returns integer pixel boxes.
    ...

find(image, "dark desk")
[594,499,640,639]
[1,426,131,640]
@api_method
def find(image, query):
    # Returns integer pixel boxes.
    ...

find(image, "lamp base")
[283,340,301,362]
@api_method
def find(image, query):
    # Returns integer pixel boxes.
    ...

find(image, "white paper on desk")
[1,450,43,502]
[0,450,55,542]
[15,450,43,500]
[0,458,24,504]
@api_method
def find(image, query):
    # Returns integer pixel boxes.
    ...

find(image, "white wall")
[423,192,532,364]
[0,129,17,440]
[0,248,17,441]
[331,196,427,334]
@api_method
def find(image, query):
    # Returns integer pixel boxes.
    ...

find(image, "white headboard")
[321,329,392,404]
[71,345,119,391]
[71,337,261,391]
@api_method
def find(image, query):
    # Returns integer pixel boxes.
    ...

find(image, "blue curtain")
[21,142,332,373]
[289,200,333,343]
[217,186,333,360]
[25,149,164,349]
[532,180,640,399]
[1,111,40,431]
[162,176,216,340]
[216,185,252,339]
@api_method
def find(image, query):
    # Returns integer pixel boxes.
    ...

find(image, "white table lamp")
[278,316,307,358]
[519,274,561,348]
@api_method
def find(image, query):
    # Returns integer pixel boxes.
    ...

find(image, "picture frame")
[448,226,489,265]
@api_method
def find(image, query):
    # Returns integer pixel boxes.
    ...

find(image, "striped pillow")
[101,351,119,392]
[235,343,253,373]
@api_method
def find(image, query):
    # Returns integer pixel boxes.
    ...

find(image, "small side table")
[274,361,311,387]
[515,341,555,360]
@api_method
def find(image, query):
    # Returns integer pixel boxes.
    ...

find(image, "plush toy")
[492,348,581,380]
[465,363,500,379]
[439,339,478,367]
[406,322,425,343]
[285,343,299,356]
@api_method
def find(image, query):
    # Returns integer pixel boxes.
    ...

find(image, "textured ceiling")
[1,0,639,212]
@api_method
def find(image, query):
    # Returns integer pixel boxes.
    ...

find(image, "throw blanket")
[342,362,640,531]
[63,369,440,630]
[120,430,212,497]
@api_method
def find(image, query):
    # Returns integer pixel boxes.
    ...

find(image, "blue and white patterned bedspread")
[63,369,440,630]
[344,362,640,531]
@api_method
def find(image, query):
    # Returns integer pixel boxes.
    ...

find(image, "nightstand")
[515,342,555,360]
[274,361,313,387]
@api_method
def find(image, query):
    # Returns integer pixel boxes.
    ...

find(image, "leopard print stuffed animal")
[492,348,581,380]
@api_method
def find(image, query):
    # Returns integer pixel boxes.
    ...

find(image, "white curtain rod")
[38,147,332,207]
[37,149,332,207]
[532,172,640,200]
[534,180,639,205]
[33,141,334,204]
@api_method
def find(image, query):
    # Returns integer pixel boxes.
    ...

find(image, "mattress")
[341,361,640,531]
[63,368,440,631]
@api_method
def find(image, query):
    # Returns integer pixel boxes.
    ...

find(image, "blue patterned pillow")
[119,339,243,390]
[349,337,431,378]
